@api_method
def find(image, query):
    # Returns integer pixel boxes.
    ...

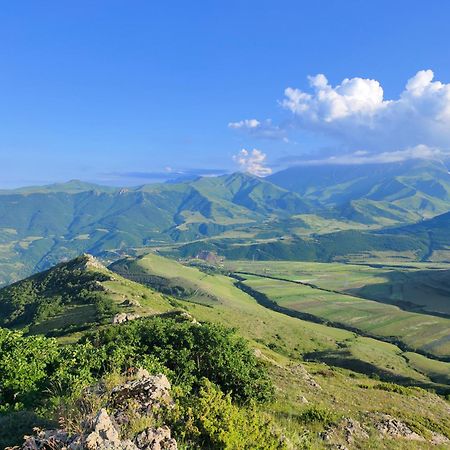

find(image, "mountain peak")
[71,253,107,271]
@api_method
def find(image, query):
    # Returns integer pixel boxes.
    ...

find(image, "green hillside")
[269,159,450,224]
[0,173,313,286]
[0,254,172,337]
[1,253,449,448]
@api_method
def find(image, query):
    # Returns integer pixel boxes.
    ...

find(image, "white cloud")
[233,149,272,176]
[284,145,449,166]
[228,118,288,141]
[229,119,261,129]
[281,69,450,152]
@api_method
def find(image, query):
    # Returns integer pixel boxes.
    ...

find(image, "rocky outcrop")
[374,414,425,441]
[322,418,369,446]
[122,298,141,308]
[113,313,141,324]
[135,426,177,450]
[15,373,177,450]
[84,408,136,449]
[110,373,173,422]
[290,364,322,390]
[74,254,107,271]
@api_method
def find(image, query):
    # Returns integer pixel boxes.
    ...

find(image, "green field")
[111,254,450,393]
[224,260,450,316]
[235,273,450,358]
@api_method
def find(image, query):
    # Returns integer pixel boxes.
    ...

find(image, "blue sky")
[1,1,450,187]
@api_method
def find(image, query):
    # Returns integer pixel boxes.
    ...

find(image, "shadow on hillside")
[345,268,450,318]
[304,349,448,394]
[0,410,55,449]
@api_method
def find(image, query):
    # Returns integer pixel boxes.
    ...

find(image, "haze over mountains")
[1,158,450,286]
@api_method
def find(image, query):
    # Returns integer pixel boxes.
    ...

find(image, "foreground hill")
[0,254,172,337]
[1,253,449,448]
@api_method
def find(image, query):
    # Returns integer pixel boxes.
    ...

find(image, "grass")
[239,274,450,358]
[111,254,450,394]
[223,260,450,315]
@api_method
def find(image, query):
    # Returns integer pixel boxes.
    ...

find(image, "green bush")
[298,406,337,426]
[0,317,275,447]
[168,379,286,450]
[0,328,58,410]
[373,382,412,396]
[83,317,274,403]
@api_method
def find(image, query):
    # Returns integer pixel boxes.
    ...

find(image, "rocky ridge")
[11,372,177,450]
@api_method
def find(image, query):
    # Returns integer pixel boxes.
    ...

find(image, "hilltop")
[0,254,172,337]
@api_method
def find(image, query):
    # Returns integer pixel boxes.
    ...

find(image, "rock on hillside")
[12,372,177,450]
[72,253,108,272]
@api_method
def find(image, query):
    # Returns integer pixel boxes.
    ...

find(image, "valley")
[1,164,450,449]
[1,252,450,448]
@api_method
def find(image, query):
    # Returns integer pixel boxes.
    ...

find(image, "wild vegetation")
[0,317,279,449]
[0,253,449,448]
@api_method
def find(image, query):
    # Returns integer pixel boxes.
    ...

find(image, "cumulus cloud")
[228,118,288,141]
[233,149,272,176]
[281,69,450,152]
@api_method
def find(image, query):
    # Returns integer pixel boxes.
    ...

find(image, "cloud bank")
[276,145,446,166]
[233,149,272,176]
[281,69,450,153]
[230,70,450,166]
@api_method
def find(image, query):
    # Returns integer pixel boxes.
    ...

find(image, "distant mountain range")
[269,159,450,224]
[1,159,450,285]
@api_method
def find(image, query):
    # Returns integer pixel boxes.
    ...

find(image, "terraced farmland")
[238,274,450,359]
[224,260,450,316]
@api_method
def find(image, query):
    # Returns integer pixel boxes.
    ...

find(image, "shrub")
[168,379,286,450]
[83,317,274,403]
[298,406,337,426]
[0,328,58,410]
[373,382,412,396]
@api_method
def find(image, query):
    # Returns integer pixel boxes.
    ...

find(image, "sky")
[1,1,450,187]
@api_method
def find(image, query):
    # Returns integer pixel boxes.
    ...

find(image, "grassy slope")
[109,253,450,448]
[0,254,173,340]
[224,260,450,316]
[110,254,450,389]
